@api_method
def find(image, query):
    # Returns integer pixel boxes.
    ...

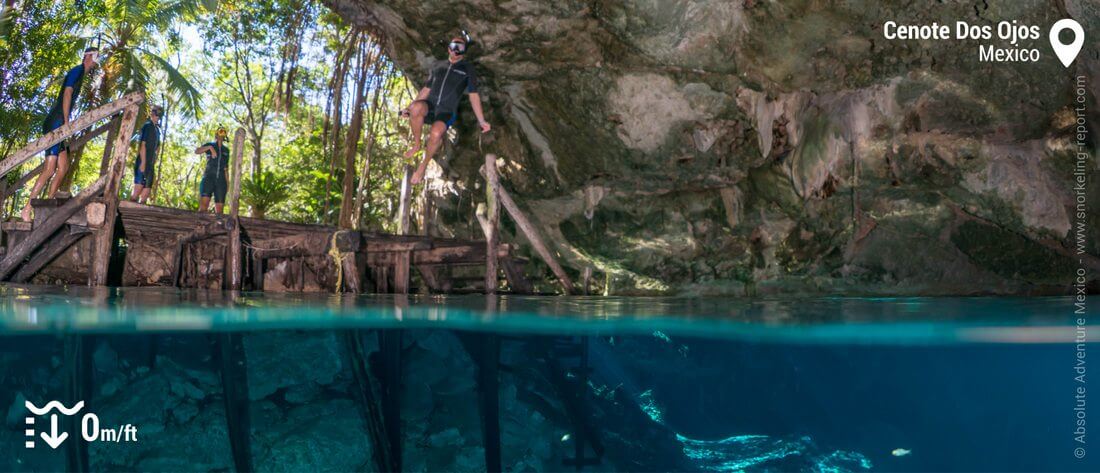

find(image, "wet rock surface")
[325,0,1099,295]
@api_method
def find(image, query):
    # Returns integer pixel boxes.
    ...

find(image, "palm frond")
[138,47,201,118]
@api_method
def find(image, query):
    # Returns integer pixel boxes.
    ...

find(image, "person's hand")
[139,162,145,173]
[479,121,491,133]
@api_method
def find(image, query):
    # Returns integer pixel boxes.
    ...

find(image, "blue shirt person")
[22,47,99,222]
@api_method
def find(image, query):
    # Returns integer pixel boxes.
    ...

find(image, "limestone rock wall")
[327,0,1100,295]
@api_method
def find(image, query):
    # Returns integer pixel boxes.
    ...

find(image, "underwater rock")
[244,331,343,401]
[253,399,372,472]
[4,391,26,427]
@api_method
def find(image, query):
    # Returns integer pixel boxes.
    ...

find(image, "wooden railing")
[0,92,145,285]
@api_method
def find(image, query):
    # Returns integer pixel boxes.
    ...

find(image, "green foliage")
[0,0,417,233]
[241,170,288,218]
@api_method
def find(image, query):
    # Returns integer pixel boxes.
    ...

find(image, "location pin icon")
[1050,19,1084,67]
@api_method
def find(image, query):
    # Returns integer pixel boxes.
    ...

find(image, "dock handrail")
[0,92,145,285]
[0,92,145,179]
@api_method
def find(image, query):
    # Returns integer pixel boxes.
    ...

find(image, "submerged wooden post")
[91,98,142,286]
[483,154,501,294]
[226,128,246,291]
[486,164,574,294]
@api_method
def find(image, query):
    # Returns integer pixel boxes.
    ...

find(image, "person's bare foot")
[410,167,425,185]
[20,206,31,223]
[403,145,421,159]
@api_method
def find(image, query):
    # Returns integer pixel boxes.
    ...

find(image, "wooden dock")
[0,92,542,295]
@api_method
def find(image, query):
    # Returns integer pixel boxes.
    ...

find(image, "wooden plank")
[483,154,501,294]
[226,128,246,291]
[11,228,88,283]
[396,165,412,235]
[0,175,107,281]
[251,231,358,259]
[491,170,575,294]
[363,239,431,253]
[90,99,142,286]
[0,92,143,179]
[367,243,511,267]
[98,117,122,175]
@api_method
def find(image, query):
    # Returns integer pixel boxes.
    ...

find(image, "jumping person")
[130,105,163,204]
[22,47,99,222]
[194,127,230,214]
[400,36,490,185]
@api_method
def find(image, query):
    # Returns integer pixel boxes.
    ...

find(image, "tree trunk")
[338,44,372,229]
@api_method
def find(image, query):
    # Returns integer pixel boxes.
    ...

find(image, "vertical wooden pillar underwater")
[218,129,252,472]
[63,334,93,472]
[478,295,502,472]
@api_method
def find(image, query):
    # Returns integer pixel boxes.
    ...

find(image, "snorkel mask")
[448,40,466,56]
[84,47,100,65]
[216,127,228,139]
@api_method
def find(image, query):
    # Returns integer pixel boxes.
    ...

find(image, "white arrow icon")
[1050,19,1084,67]
[40,414,68,449]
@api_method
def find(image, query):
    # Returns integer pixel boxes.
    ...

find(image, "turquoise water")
[0,285,1089,344]
[0,285,1096,471]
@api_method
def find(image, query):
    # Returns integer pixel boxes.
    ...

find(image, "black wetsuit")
[199,141,230,203]
[42,64,85,156]
[419,59,479,127]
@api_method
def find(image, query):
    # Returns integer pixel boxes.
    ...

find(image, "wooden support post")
[99,118,122,175]
[336,230,362,294]
[396,165,413,235]
[478,333,502,472]
[90,100,142,286]
[63,335,93,473]
[378,330,404,472]
[393,251,410,294]
[342,331,398,473]
[483,155,501,294]
[217,333,254,473]
[0,176,106,281]
[251,254,265,291]
[487,167,575,294]
[226,128,246,291]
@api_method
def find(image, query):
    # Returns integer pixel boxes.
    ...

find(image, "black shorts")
[417,100,457,128]
[200,171,228,203]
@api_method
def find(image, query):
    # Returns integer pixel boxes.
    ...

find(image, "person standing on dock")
[21,47,99,222]
[194,127,230,214]
[400,36,490,185]
[130,105,163,204]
